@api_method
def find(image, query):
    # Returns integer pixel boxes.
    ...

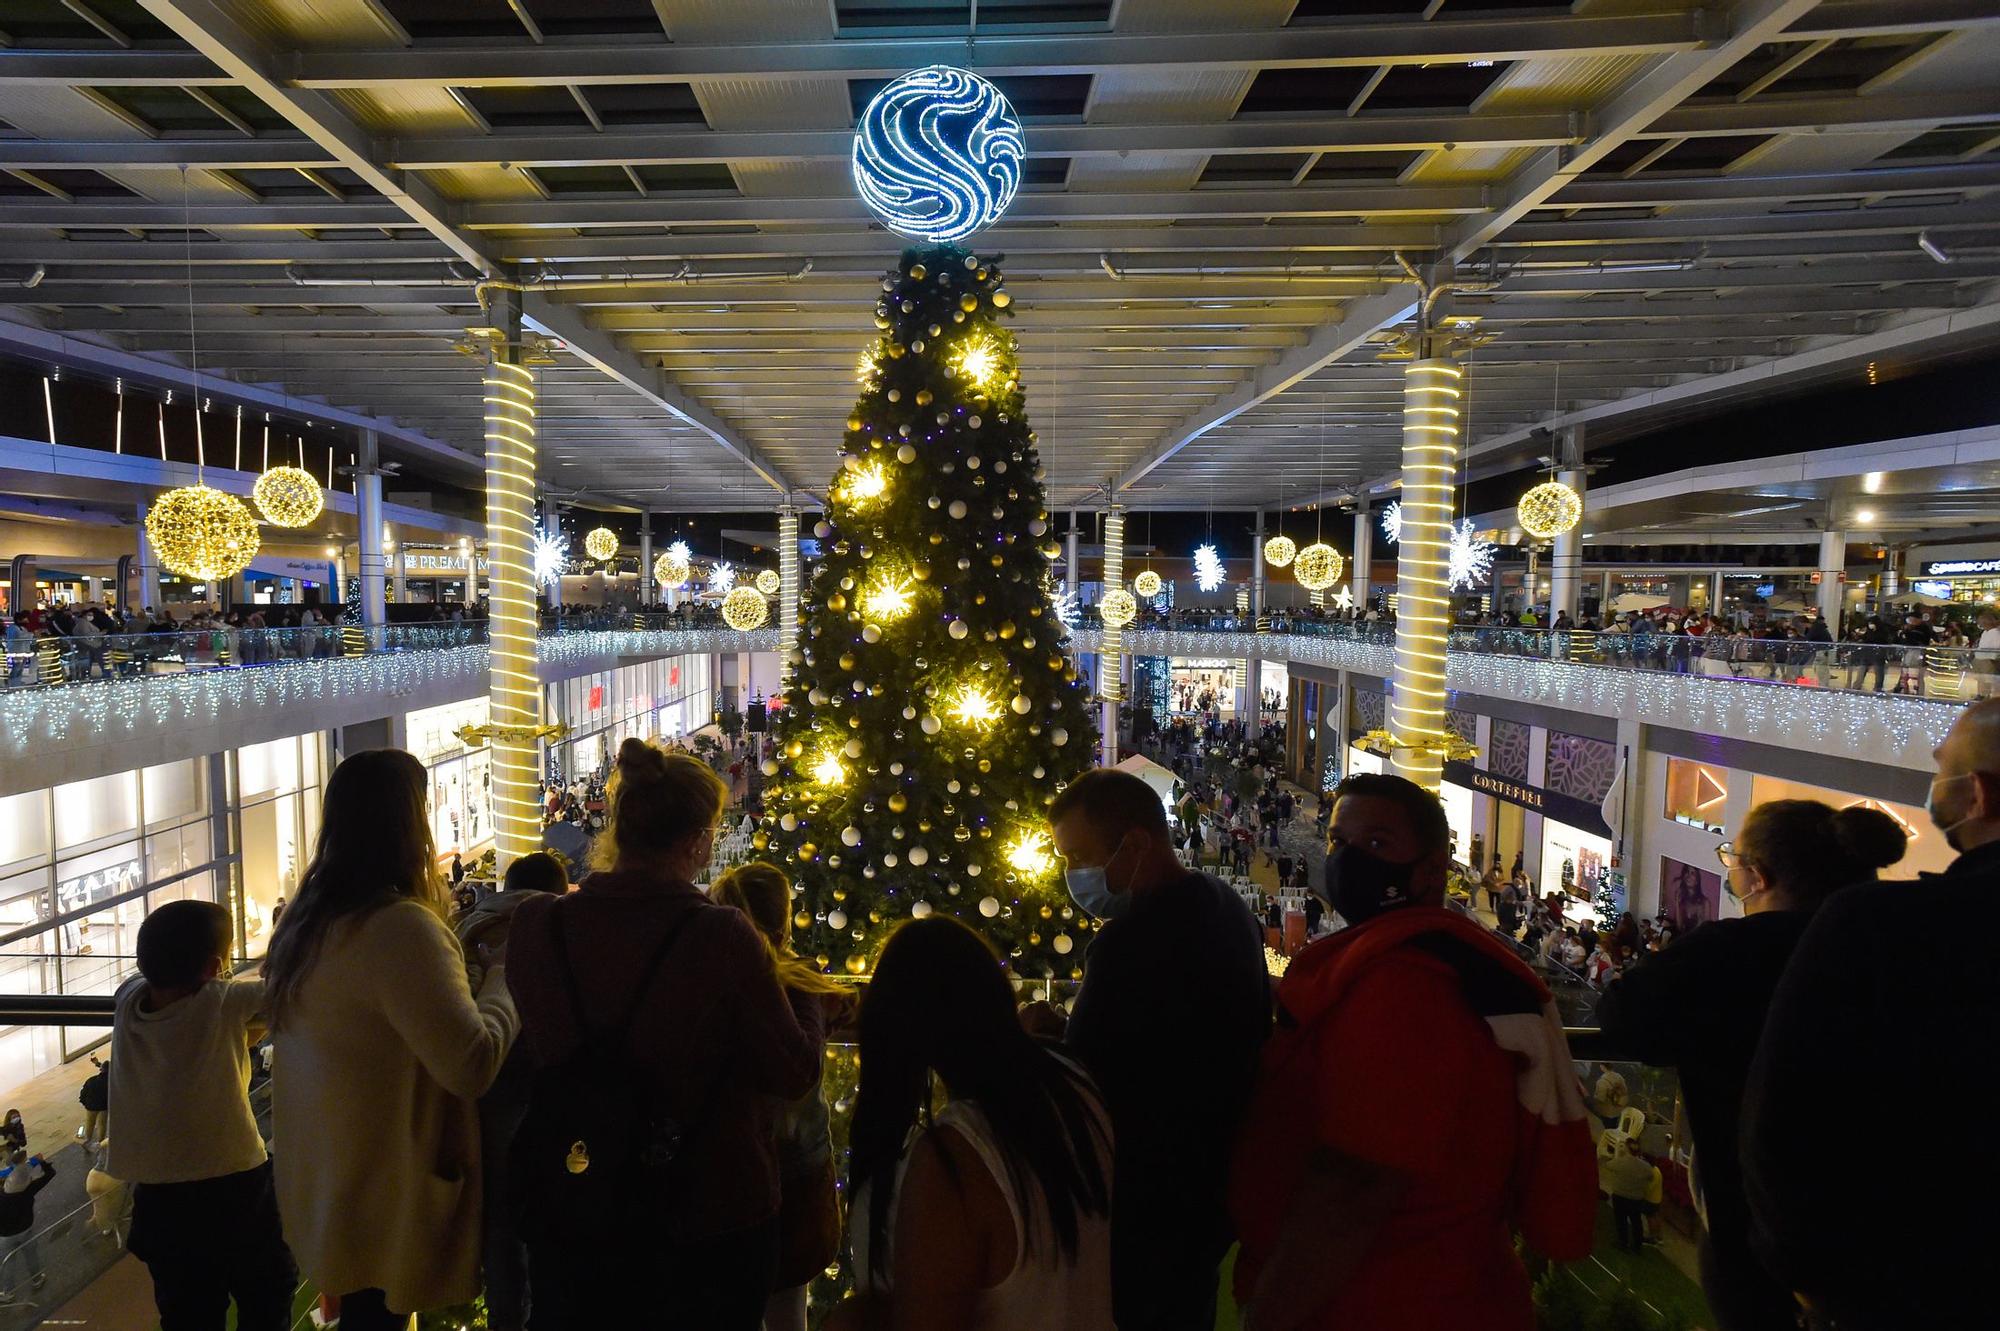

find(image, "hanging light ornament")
[1193,544,1225,592]
[1099,588,1138,628]
[1293,542,1344,591]
[146,484,260,582]
[1263,534,1297,569]
[583,527,619,562]
[1380,501,1404,544]
[755,568,782,596]
[251,464,322,528]
[1447,519,1497,590]
[721,585,769,630]
[1517,479,1583,540]
[656,540,692,587]
[1133,570,1163,598]
[1049,587,1080,630]
[709,561,737,595]
[532,528,567,587]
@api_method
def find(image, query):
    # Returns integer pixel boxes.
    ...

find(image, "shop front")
[1445,761,1616,912]
[549,655,715,782]
[405,698,495,864]
[1166,658,1238,715]
[236,735,328,956]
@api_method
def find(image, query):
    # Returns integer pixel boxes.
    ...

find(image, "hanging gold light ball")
[584,527,620,562]
[1099,588,1138,628]
[721,585,770,631]
[146,485,261,582]
[1263,534,1298,569]
[755,568,782,596]
[1517,480,1583,540]
[655,551,690,587]
[251,465,323,528]
[1133,570,1162,598]
[1293,542,1344,591]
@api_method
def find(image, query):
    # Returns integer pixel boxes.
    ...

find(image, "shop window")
[238,737,302,800]
[54,772,139,853]
[1542,821,1614,904]
[143,757,208,831]
[146,820,208,881]
[0,790,50,874]
[0,868,53,935]
[55,841,145,920]
[1664,758,1729,833]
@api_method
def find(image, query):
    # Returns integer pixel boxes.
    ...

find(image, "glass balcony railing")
[1,623,487,690]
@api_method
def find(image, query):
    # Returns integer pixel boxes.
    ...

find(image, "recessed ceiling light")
[1855,508,1877,525]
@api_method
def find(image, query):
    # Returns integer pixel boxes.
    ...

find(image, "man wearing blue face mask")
[1742,698,2000,1330]
[1045,769,1270,1331]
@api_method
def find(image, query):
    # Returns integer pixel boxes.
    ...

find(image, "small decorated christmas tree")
[758,245,1098,979]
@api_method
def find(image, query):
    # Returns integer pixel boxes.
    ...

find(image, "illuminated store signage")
[56,859,143,914]
[1922,558,2000,577]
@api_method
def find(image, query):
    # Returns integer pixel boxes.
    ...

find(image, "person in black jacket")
[1598,801,1905,1331]
[1045,769,1270,1331]
[1743,700,2000,1330]
[0,1151,55,1302]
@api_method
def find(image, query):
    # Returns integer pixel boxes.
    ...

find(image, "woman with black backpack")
[506,738,822,1330]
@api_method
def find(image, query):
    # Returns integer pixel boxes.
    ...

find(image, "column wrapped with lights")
[482,345,544,868]
[1101,505,1126,759]
[778,506,801,682]
[1387,359,1462,792]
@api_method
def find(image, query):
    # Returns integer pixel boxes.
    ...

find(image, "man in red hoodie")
[1230,773,1597,1331]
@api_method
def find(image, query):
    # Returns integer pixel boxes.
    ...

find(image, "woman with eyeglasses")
[1597,800,1905,1331]
[505,738,822,1330]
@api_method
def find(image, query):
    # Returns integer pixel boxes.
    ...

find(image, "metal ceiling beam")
[0,202,418,230]
[1111,285,1422,492]
[1445,0,1840,263]
[286,13,1703,86]
[132,0,794,499]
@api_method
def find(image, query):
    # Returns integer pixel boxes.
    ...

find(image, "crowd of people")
[69,695,1998,1331]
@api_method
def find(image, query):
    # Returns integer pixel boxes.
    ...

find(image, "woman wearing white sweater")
[262,749,518,1330]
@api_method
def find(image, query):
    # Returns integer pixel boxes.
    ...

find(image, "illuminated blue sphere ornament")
[852,66,1024,243]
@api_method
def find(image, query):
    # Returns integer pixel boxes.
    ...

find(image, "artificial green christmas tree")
[759,244,1098,980]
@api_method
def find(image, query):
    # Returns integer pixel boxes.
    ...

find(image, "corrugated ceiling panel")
[222,0,405,46]
[659,0,831,41]
[1111,0,1293,35]
[690,78,852,132]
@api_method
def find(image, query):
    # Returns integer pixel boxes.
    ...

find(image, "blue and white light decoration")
[1380,501,1403,544]
[1193,543,1226,592]
[531,527,567,588]
[852,66,1025,243]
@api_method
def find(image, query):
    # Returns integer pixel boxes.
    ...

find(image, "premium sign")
[1922,558,2000,577]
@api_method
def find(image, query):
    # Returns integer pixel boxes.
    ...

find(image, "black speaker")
[746,700,768,733]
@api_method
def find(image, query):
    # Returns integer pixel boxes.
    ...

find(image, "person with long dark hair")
[830,917,1113,1331]
[506,739,821,1331]
[1599,799,1905,1330]
[262,749,518,1331]
[711,862,854,1331]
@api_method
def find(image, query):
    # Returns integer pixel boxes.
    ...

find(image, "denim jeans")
[0,1229,41,1297]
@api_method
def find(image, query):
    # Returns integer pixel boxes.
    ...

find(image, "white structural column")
[639,511,654,606]
[778,506,800,683]
[392,544,408,603]
[1352,505,1373,609]
[356,429,387,629]
[1549,460,1586,623]
[1388,359,1462,792]
[1245,508,1265,717]
[1817,530,1847,627]
[1101,505,1125,764]
[483,304,543,869]
[1065,511,1080,599]
[133,498,158,612]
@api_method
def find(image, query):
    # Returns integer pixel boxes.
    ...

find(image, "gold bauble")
[844,954,869,975]
[1099,589,1138,628]
[145,485,261,582]
[1293,542,1344,591]
[722,586,770,630]
[1133,570,1163,598]
[755,568,782,596]
[1263,534,1297,569]
[584,527,619,561]
[1517,480,1584,540]
[251,466,323,528]
[654,552,691,587]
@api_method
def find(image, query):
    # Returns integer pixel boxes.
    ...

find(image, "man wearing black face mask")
[1229,774,1596,1331]
[1044,769,1269,1331]
[1742,699,2000,1330]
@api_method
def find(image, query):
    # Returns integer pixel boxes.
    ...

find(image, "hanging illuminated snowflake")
[1447,519,1495,590]
[532,528,567,587]
[1380,502,1403,544]
[708,561,737,595]
[656,539,693,587]
[1193,543,1225,592]
[1049,586,1079,630]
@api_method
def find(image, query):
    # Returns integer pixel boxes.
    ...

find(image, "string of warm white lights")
[1101,506,1125,704]
[483,354,542,868]
[778,507,801,682]
[1388,359,1461,791]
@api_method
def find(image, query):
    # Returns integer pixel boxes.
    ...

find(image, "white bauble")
[948,620,970,640]
[1010,694,1032,714]
[1051,727,1069,747]
[780,814,798,832]
[908,846,930,866]
[841,826,862,847]
[1053,934,1074,955]
[948,500,968,519]
[978,896,1000,918]
[844,739,864,757]
[920,715,942,735]
[912,901,933,919]
[827,909,849,930]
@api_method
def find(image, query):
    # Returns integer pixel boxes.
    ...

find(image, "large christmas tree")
[758,244,1099,980]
